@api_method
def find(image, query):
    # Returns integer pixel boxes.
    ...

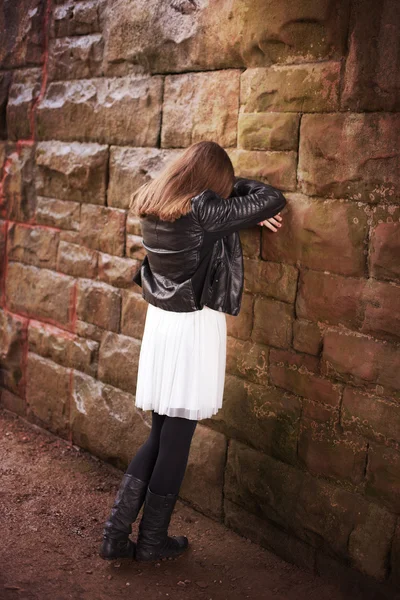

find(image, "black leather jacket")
[132,177,287,315]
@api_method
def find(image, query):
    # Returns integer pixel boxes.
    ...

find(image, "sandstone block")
[36,197,81,231]
[0,388,25,416]
[226,337,269,386]
[253,296,293,348]
[0,72,12,138]
[229,149,297,191]
[298,113,400,201]
[35,141,108,205]
[48,35,104,81]
[341,0,400,112]
[108,147,181,210]
[0,0,45,69]
[76,279,121,332]
[98,253,141,288]
[365,444,400,514]
[0,309,27,395]
[0,143,37,222]
[26,353,70,438]
[36,76,163,146]
[261,194,368,276]
[341,386,400,445]
[97,331,141,393]
[241,63,340,113]
[80,204,125,256]
[322,330,400,391]
[270,361,341,407]
[180,424,227,519]
[28,319,98,378]
[243,258,298,303]
[226,292,253,341]
[238,112,300,151]
[293,319,322,356]
[8,223,59,270]
[6,68,42,140]
[370,222,400,283]
[57,241,98,279]
[51,0,105,37]
[120,291,148,340]
[6,262,75,329]
[161,71,240,148]
[209,374,301,465]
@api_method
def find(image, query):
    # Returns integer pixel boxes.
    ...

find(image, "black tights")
[125,410,198,496]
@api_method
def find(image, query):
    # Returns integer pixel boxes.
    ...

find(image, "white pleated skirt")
[134,302,227,420]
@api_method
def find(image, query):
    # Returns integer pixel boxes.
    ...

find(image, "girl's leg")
[125,410,166,482]
[148,414,198,496]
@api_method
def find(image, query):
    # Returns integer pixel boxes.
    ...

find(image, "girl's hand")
[257,212,283,232]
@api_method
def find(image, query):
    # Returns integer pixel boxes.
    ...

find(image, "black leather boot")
[135,486,189,562]
[99,473,148,561]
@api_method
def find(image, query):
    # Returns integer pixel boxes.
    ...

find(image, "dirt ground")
[1,407,398,600]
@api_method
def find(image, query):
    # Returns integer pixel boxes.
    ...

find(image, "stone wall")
[0,0,399,588]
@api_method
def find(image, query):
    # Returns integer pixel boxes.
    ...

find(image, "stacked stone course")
[0,0,399,589]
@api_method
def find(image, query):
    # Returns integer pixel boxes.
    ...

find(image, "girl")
[99,141,286,562]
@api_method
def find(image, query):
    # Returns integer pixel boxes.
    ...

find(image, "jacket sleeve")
[192,177,287,235]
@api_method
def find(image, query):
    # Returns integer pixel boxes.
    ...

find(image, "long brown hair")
[129,141,235,222]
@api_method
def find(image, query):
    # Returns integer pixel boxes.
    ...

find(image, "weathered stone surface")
[161,71,240,148]
[70,370,151,466]
[48,35,104,81]
[98,253,141,288]
[0,387,25,416]
[229,149,297,191]
[360,279,400,343]
[0,71,12,138]
[293,319,322,356]
[102,0,349,74]
[57,241,98,279]
[0,309,27,395]
[207,374,301,465]
[241,63,340,113]
[120,291,147,340]
[225,439,395,575]
[80,204,125,256]
[26,353,70,438]
[225,292,253,341]
[238,112,300,151]
[126,234,146,261]
[36,76,163,146]
[0,220,7,297]
[224,498,316,572]
[391,522,400,588]
[270,349,341,407]
[341,0,400,112]
[239,227,260,259]
[261,194,368,277]
[51,0,106,37]
[108,147,181,210]
[126,213,142,236]
[296,270,366,329]
[35,141,108,205]
[6,262,75,329]
[298,419,367,486]
[226,337,269,386]
[6,68,42,140]
[76,279,121,332]
[298,113,400,202]
[302,398,339,425]
[243,258,298,303]
[28,319,99,378]
[369,221,400,283]
[180,424,227,519]
[322,330,400,391]
[365,444,400,514]
[8,223,59,270]
[0,0,45,69]
[253,296,293,348]
[341,387,400,445]
[36,197,81,231]
[0,144,37,222]
[97,331,141,393]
